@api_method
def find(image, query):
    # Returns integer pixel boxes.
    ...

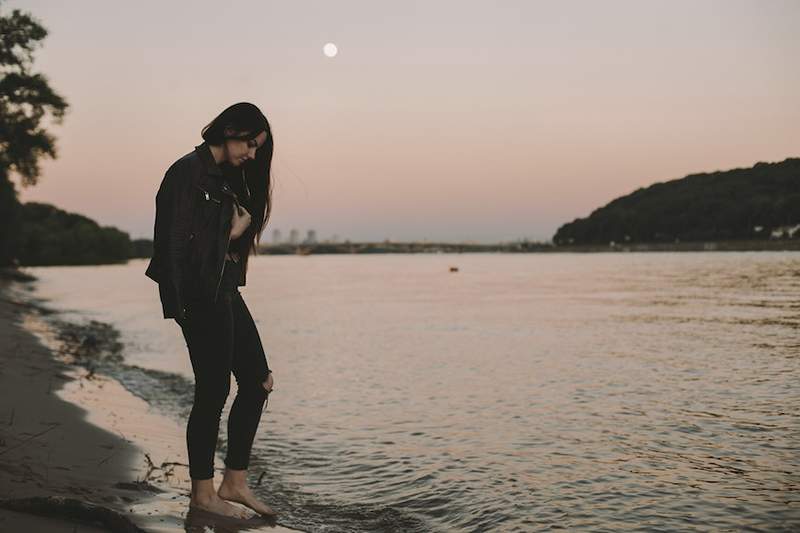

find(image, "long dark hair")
[201,102,274,271]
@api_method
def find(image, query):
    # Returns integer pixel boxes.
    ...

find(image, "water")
[21,252,800,531]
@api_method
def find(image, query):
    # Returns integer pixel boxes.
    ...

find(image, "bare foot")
[217,482,277,517]
[190,493,251,519]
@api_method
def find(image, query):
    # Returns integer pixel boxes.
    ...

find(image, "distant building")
[303,229,317,245]
[272,229,282,244]
[288,228,299,245]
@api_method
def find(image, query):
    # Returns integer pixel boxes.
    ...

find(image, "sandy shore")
[0,270,299,532]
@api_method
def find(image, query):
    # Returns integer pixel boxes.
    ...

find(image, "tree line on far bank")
[14,202,150,265]
[553,158,800,246]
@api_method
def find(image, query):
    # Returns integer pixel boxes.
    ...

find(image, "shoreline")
[252,239,800,255]
[0,270,300,532]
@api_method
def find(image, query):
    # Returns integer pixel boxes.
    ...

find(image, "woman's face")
[224,130,268,167]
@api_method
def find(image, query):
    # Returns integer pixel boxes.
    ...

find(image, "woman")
[145,102,277,520]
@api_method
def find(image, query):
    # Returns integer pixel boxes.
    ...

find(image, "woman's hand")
[263,372,274,394]
[230,203,252,240]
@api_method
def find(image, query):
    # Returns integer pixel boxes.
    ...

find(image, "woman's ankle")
[221,468,249,488]
[191,478,218,500]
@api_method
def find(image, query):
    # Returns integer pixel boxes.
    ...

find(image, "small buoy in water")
[449,266,459,272]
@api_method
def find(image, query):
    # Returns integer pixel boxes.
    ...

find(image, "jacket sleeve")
[153,161,193,321]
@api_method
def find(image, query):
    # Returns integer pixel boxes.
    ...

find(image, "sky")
[11,0,800,243]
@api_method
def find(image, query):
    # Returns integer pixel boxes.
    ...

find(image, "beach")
[0,270,298,532]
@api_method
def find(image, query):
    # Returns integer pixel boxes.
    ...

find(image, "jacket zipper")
[214,258,227,304]
[194,183,221,203]
[214,220,232,303]
[213,191,235,303]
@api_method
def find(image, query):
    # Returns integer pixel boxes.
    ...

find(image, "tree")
[0,1,68,265]
[552,157,800,246]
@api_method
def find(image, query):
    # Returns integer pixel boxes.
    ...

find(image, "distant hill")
[17,202,135,266]
[553,158,800,245]
[130,238,153,259]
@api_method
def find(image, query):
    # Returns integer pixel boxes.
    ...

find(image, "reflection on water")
[26,252,800,531]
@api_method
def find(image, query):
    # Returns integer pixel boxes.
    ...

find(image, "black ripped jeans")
[178,258,272,480]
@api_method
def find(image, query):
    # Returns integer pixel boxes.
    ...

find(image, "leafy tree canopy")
[0,0,68,186]
[0,1,68,266]
[553,158,800,245]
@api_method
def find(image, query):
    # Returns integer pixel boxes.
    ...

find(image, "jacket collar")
[194,141,224,178]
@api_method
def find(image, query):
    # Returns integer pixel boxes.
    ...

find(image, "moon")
[323,42,338,58]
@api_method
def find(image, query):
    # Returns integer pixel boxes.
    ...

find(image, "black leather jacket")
[145,142,251,321]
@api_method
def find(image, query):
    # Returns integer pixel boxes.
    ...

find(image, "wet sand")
[0,271,300,532]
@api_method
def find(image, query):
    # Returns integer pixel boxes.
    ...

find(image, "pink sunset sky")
[12,0,800,243]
